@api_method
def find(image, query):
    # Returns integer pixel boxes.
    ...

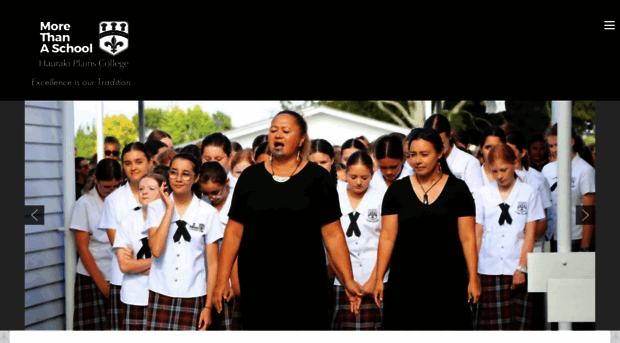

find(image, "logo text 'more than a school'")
[99,22,128,56]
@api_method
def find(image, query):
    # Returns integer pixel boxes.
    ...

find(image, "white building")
[176,105,412,149]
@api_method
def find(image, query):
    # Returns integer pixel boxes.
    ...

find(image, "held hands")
[468,275,481,304]
[512,270,526,289]
[361,277,377,298]
[158,182,174,209]
[343,279,363,315]
[197,306,211,330]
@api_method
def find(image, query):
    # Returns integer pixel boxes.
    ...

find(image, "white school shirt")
[368,168,412,196]
[402,160,414,175]
[446,145,484,194]
[113,207,150,306]
[70,187,113,281]
[480,164,493,186]
[228,171,237,189]
[145,193,224,298]
[334,182,389,286]
[98,183,140,285]
[541,154,596,241]
[516,168,552,252]
[474,179,545,275]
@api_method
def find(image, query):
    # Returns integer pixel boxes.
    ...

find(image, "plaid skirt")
[212,297,242,330]
[145,290,207,330]
[122,302,147,331]
[73,274,108,330]
[106,284,125,330]
[331,284,383,330]
[475,274,534,330]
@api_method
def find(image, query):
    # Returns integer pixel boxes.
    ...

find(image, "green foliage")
[105,114,139,147]
[75,120,97,158]
[212,111,233,131]
[131,108,165,130]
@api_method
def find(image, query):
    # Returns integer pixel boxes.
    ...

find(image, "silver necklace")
[271,158,302,182]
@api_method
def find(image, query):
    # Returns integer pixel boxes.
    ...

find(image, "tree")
[75,120,97,158]
[105,114,139,148]
[160,105,221,145]
[131,108,165,130]
[212,111,233,131]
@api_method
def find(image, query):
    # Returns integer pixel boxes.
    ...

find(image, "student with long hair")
[98,143,153,330]
[542,124,595,253]
[474,144,545,330]
[341,139,368,165]
[113,173,165,330]
[369,135,410,195]
[253,141,270,164]
[198,162,241,330]
[201,133,236,188]
[309,139,338,183]
[528,134,549,172]
[425,114,483,194]
[145,153,223,330]
[331,151,386,330]
[374,127,480,330]
[71,159,123,330]
[147,130,173,149]
[479,126,507,186]
[229,150,254,181]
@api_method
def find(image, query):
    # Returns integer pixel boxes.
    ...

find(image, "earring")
[297,150,300,161]
[438,162,442,173]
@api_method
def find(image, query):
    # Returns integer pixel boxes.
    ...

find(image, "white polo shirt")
[113,207,150,306]
[70,187,113,281]
[145,193,223,298]
[98,183,140,286]
[368,168,412,197]
[446,145,484,194]
[474,179,545,275]
[542,154,596,241]
[335,182,389,286]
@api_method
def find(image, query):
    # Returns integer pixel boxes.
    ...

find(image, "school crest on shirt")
[454,172,463,180]
[571,177,576,188]
[189,222,205,233]
[367,208,379,223]
[516,202,528,215]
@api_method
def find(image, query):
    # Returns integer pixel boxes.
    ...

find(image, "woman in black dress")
[212,110,363,330]
[373,127,481,330]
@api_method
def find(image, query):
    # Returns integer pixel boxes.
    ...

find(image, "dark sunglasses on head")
[105,150,120,157]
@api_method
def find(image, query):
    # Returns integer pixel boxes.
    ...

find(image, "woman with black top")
[374,127,480,330]
[212,110,363,330]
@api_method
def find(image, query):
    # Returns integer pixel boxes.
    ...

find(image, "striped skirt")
[73,274,108,330]
[475,274,534,330]
[145,290,207,330]
[331,284,383,330]
[122,302,147,331]
[213,297,242,330]
[106,284,125,330]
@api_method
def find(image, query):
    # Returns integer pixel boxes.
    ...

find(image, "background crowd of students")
[71,111,595,331]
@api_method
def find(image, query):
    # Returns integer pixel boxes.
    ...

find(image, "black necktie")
[550,182,557,192]
[133,206,141,211]
[346,212,361,237]
[137,237,152,259]
[498,203,512,226]
[173,220,191,243]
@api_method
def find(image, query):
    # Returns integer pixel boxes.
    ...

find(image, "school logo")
[454,172,463,180]
[188,223,205,233]
[367,208,379,222]
[516,202,528,215]
[99,21,128,56]
[571,177,576,188]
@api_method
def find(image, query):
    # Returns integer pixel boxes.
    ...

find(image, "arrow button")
[25,206,44,225]
[576,205,595,225]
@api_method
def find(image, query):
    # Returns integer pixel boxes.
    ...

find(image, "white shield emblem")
[367,208,379,222]
[516,201,528,215]
[99,21,128,56]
